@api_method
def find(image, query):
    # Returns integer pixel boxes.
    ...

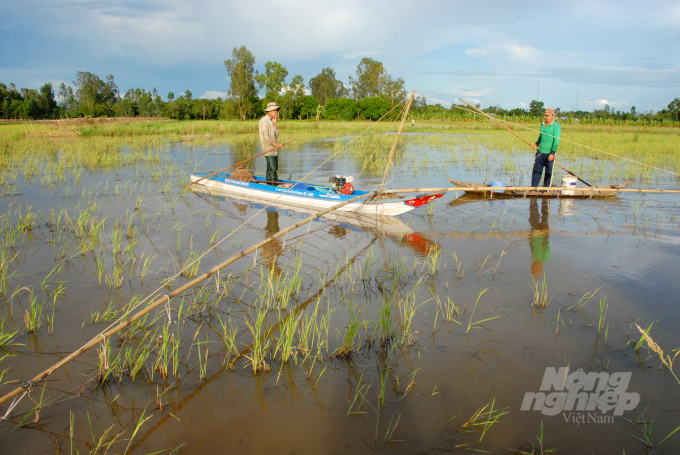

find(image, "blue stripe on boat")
[194,173,370,203]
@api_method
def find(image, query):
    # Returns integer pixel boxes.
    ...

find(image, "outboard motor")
[329,175,354,193]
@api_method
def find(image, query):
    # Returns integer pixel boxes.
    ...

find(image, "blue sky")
[1,0,679,112]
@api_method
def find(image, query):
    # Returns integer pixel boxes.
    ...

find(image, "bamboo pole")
[459,99,592,187]
[383,186,680,194]
[0,191,375,408]
[184,139,295,189]
[379,91,416,194]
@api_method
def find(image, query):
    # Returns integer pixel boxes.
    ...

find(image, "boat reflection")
[448,192,495,207]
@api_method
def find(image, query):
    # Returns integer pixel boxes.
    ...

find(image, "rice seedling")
[451,251,463,278]
[0,248,21,297]
[566,287,601,311]
[348,371,371,415]
[530,274,553,308]
[633,322,654,352]
[597,296,608,333]
[0,321,20,347]
[22,288,43,333]
[374,290,397,344]
[625,407,654,448]
[217,315,240,368]
[465,287,498,334]
[384,413,403,442]
[441,296,461,322]
[243,307,272,374]
[460,398,509,442]
[378,360,391,406]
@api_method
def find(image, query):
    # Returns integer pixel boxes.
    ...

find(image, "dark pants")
[531,151,554,188]
[265,155,278,184]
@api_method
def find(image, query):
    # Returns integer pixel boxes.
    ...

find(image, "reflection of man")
[530,108,561,194]
[258,102,284,185]
[528,199,551,279]
[261,210,282,277]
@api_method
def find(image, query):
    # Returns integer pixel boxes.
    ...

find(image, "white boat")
[189,173,443,217]
[191,187,442,257]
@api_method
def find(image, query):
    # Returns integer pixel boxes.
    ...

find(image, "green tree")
[37,83,58,119]
[73,72,118,116]
[309,67,342,105]
[224,46,258,120]
[529,100,544,117]
[359,97,390,120]
[349,58,384,100]
[290,74,306,119]
[300,95,318,120]
[57,83,76,116]
[325,98,357,120]
[668,98,680,121]
[382,76,406,108]
[255,61,288,100]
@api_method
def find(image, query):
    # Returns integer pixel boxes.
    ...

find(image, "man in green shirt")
[531,108,561,192]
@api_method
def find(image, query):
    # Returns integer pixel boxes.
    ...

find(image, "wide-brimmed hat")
[264,101,280,112]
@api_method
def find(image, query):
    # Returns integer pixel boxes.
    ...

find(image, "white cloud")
[539,66,680,87]
[201,91,227,99]
[460,88,491,97]
[341,50,380,60]
[579,99,629,109]
[424,96,452,107]
[2,0,679,111]
[465,42,540,62]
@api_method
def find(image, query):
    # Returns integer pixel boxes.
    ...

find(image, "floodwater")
[1,133,680,454]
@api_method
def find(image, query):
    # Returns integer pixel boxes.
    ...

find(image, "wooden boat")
[189,172,443,216]
[447,179,632,199]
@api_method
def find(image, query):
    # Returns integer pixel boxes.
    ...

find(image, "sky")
[1,0,679,112]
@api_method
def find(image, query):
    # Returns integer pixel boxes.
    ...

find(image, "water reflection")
[262,210,283,278]
[529,199,551,279]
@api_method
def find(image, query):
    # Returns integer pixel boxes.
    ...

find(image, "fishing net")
[229,166,254,182]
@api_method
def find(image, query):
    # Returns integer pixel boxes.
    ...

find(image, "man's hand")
[532,144,538,151]
[548,154,554,161]
[272,142,283,150]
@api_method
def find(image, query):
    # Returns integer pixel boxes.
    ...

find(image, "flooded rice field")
[1,131,679,454]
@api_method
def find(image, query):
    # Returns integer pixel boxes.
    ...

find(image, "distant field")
[0,122,56,133]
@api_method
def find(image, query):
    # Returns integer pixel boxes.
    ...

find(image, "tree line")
[1,45,678,124]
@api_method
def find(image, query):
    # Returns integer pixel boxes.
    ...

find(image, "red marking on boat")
[404,194,443,207]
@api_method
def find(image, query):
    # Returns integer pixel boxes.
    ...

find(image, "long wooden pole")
[385,186,680,194]
[0,190,375,408]
[459,99,592,187]
[379,91,416,194]
[184,139,295,189]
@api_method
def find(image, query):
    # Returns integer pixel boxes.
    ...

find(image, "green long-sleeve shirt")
[535,121,561,154]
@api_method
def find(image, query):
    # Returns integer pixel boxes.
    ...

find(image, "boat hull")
[447,179,631,199]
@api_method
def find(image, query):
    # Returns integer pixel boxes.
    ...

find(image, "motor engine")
[329,175,354,193]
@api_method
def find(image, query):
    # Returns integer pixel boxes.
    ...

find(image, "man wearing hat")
[530,108,561,193]
[259,101,284,185]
